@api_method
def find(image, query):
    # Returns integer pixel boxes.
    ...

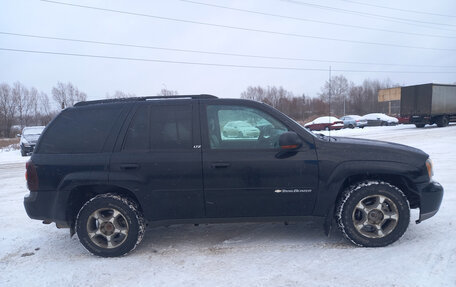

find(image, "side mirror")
[279,132,302,150]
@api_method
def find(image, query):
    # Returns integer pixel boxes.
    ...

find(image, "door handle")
[120,163,140,170]
[211,162,230,169]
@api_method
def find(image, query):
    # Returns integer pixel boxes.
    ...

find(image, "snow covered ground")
[1,124,455,287]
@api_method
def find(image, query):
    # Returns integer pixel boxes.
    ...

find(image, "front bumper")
[21,144,35,153]
[416,180,444,223]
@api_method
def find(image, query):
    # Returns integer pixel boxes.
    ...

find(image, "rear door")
[200,100,319,218]
[109,100,205,221]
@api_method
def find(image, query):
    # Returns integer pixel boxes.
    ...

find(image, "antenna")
[328,66,332,141]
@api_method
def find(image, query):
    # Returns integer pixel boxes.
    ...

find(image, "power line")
[280,0,456,31]
[39,0,456,52]
[2,31,455,68]
[178,0,455,39]
[336,0,456,18]
[1,47,455,74]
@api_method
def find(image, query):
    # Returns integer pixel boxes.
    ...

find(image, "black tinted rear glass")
[38,106,122,154]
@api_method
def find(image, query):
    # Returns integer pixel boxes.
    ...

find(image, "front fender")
[313,160,424,217]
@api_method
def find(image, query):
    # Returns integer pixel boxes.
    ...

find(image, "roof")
[74,94,217,107]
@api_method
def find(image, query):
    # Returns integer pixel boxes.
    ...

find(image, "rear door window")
[122,104,193,151]
[150,105,192,150]
[123,105,149,151]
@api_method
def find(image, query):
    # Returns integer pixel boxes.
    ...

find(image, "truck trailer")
[400,83,456,128]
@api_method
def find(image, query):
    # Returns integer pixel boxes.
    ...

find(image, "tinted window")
[150,105,192,150]
[206,105,288,149]
[39,106,122,154]
[123,105,149,151]
[122,104,192,151]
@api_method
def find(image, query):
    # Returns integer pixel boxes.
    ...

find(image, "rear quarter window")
[38,105,122,154]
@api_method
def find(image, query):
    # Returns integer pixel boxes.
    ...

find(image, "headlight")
[426,158,434,180]
[21,137,29,145]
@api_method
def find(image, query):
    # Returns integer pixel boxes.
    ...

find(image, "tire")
[20,148,26,157]
[415,124,425,128]
[348,124,355,129]
[336,181,410,247]
[76,194,146,257]
[436,116,449,127]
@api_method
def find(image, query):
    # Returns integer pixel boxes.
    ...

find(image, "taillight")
[26,160,39,191]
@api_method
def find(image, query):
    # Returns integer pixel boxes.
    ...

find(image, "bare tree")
[157,89,178,96]
[12,82,31,128]
[106,90,136,99]
[0,83,17,137]
[318,75,352,117]
[52,82,68,109]
[52,82,87,109]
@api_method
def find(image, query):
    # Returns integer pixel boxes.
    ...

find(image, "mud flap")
[324,214,332,236]
[70,223,75,237]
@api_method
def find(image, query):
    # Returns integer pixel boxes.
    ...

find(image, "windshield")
[23,126,45,135]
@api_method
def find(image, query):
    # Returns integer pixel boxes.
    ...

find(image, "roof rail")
[74,94,217,107]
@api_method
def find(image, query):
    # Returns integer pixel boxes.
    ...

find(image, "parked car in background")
[222,121,260,138]
[19,126,45,156]
[363,113,399,126]
[304,116,344,131]
[397,116,410,124]
[340,115,368,129]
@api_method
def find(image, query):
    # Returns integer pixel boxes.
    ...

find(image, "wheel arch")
[336,174,420,209]
[66,184,142,227]
[318,161,421,234]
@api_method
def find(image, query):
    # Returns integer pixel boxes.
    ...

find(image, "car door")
[200,100,319,218]
[109,100,205,221]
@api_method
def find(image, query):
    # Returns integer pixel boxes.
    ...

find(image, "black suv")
[24,95,443,257]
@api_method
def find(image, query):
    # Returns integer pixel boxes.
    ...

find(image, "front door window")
[206,105,288,149]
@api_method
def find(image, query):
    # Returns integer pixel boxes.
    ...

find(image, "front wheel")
[336,181,410,247]
[76,194,146,257]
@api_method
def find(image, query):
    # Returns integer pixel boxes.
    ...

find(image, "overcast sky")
[1,0,455,101]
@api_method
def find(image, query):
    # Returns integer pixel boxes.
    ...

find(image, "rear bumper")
[24,191,69,227]
[416,180,444,223]
[356,122,367,128]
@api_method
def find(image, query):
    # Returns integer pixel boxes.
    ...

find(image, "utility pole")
[329,66,331,117]
[343,95,346,116]
[328,66,331,140]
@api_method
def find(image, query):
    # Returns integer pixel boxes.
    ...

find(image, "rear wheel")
[336,181,410,247]
[76,194,145,257]
[436,116,449,127]
[415,124,425,128]
[348,124,355,129]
